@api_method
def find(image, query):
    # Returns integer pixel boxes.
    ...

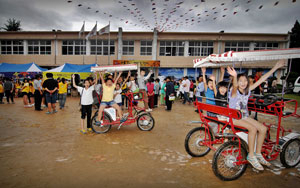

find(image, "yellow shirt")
[0,84,4,93]
[102,84,116,102]
[58,82,68,94]
[29,85,35,93]
[15,83,21,89]
[22,83,30,93]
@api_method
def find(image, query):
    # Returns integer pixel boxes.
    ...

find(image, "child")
[154,78,160,108]
[114,83,123,107]
[58,78,68,109]
[201,67,217,117]
[21,79,30,107]
[189,88,194,102]
[146,78,155,109]
[0,80,4,104]
[137,69,153,112]
[160,78,166,105]
[29,79,35,107]
[215,67,227,108]
[72,74,96,134]
[227,60,284,171]
[96,71,127,126]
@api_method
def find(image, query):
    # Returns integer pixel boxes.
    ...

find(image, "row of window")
[0,40,280,56]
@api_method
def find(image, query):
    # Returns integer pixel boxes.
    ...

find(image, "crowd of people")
[0,61,286,171]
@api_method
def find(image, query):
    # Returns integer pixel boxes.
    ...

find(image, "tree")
[1,18,22,31]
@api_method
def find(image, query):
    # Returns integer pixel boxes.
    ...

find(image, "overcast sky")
[0,0,299,33]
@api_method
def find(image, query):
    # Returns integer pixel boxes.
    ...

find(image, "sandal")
[247,155,264,171]
[255,153,271,167]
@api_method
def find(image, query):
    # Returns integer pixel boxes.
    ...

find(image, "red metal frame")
[99,91,147,127]
[193,97,300,166]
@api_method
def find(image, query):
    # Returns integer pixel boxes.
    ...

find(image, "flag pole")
[95,21,98,64]
[83,21,85,65]
[108,21,111,65]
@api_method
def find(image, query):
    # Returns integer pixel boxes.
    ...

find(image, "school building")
[0,28,289,80]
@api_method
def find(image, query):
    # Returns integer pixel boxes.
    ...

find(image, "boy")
[137,69,153,111]
[202,67,217,117]
[0,80,4,104]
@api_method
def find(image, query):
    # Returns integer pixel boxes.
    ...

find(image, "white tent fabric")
[91,64,137,72]
[193,48,300,68]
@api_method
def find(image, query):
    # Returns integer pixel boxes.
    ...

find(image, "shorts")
[100,100,116,106]
[45,93,57,104]
[22,92,28,97]
[117,102,122,107]
[28,92,34,98]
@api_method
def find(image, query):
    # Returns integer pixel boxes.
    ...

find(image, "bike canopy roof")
[193,48,300,68]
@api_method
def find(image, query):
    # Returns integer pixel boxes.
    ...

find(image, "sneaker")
[95,121,101,126]
[87,128,93,132]
[255,153,271,167]
[146,108,152,112]
[80,129,87,134]
[120,114,129,123]
[247,155,264,171]
[45,111,52,114]
[53,110,58,113]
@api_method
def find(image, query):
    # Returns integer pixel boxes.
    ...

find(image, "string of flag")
[66,0,298,33]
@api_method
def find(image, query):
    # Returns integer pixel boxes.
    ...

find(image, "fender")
[104,107,117,121]
[279,132,300,149]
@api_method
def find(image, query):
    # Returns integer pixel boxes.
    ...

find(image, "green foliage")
[290,20,300,71]
[1,18,22,31]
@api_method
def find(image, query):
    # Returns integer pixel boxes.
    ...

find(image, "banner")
[42,72,94,80]
[113,60,160,67]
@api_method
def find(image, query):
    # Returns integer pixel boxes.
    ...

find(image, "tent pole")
[108,21,111,65]
[83,21,85,65]
[95,21,98,64]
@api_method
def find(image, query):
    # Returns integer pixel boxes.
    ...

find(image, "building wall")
[0,30,289,69]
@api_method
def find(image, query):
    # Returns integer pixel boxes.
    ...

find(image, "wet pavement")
[0,97,300,188]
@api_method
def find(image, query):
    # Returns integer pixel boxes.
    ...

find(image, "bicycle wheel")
[212,141,248,181]
[280,138,300,168]
[136,113,155,131]
[185,127,213,157]
[91,112,112,134]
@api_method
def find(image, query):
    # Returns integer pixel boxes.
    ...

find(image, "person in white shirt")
[137,69,153,112]
[72,74,96,134]
[179,79,185,99]
[182,76,191,104]
[114,83,123,107]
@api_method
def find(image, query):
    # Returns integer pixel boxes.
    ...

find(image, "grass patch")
[283,94,300,104]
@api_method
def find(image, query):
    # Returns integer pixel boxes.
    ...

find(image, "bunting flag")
[79,22,85,38]
[98,24,110,35]
[86,23,97,40]
[67,0,299,32]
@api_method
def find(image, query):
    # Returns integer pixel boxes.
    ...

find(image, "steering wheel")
[255,94,278,107]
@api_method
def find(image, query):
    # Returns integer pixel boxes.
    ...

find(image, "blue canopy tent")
[0,62,46,78]
[44,63,98,80]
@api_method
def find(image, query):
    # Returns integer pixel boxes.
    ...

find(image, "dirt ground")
[0,97,300,188]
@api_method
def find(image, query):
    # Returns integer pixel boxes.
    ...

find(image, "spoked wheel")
[137,113,155,131]
[185,127,214,157]
[280,138,300,168]
[212,141,248,181]
[91,112,112,134]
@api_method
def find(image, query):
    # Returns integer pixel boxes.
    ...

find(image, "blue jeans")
[45,93,57,104]
[58,93,67,108]
[183,92,190,104]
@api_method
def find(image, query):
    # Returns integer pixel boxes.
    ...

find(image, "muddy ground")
[0,97,300,188]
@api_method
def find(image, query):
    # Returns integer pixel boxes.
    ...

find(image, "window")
[140,41,152,56]
[123,40,134,55]
[90,40,115,55]
[224,42,250,52]
[28,40,51,55]
[254,42,279,50]
[189,41,214,56]
[159,41,184,56]
[1,40,24,54]
[62,40,86,55]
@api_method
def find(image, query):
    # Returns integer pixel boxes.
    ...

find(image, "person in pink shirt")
[146,78,155,109]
